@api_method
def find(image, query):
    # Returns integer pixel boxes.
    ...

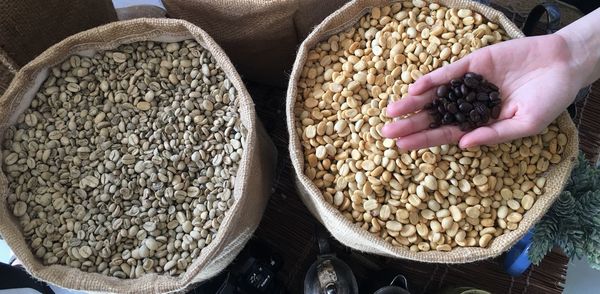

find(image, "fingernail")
[381,125,390,136]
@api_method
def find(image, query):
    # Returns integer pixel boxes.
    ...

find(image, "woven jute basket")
[286,0,579,263]
[0,18,276,293]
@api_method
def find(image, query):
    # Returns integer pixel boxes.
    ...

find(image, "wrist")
[555,9,600,88]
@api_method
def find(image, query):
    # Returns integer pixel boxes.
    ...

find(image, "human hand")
[381,34,581,150]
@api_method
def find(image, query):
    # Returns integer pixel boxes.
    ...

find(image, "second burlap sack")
[0,18,275,293]
[286,0,579,263]
[162,0,349,87]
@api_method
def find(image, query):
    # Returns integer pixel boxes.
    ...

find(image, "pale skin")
[382,8,600,150]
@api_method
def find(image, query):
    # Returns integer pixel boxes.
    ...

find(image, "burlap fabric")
[0,18,275,292]
[162,0,348,87]
[0,48,18,97]
[286,0,579,263]
[0,0,116,99]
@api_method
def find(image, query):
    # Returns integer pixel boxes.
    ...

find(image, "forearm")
[556,8,600,87]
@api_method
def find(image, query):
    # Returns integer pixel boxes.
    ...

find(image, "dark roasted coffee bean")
[477,92,489,101]
[436,85,449,98]
[469,110,481,122]
[461,84,469,96]
[491,105,501,119]
[430,122,440,129]
[486,82,499,91]
[476,104,490,116]
[489,91,499,101]
[490,98,501,106]
[459,122,472,132]
[465,92,476,102]
[453,87,463,98]
[480,112,489,123]
[437,105,446,114]
[464,72,482,81]
[447,102,458,114]
[450,79,462,87]
[448,91,457,101]
[443,113,454,123]
[427,72,500,130]
[459,102,473,112]
[464,76,480,88]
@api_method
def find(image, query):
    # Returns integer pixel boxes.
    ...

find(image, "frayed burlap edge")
[286,0,579,263]
[0,18,275,293]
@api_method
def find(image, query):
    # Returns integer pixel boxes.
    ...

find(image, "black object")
[304,227,359,294]
[559,0,600,14]
[373,275,411,294]
[523,3,561,35]
[187,239,285,294]
[0,262,54,294]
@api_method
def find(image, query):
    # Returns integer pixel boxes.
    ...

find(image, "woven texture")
[0,18,276,293]
[0,48,18,97]
[0,0,117,66]
[286,0,579,263]
[162,0,348,87]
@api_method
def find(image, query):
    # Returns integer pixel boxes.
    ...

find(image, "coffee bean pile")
[425,72,501,131]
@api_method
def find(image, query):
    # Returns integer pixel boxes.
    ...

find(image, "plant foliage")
[529,152,600,269]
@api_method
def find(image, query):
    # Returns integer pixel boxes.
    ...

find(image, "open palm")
[382,34,579,149]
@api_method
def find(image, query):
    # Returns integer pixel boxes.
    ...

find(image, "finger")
[386,89,436,117]
[381,111,431,138]
[396,126,465,150]
[408,55,473,96]
[458,119,534,148]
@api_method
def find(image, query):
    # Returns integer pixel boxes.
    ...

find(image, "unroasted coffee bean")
[424,72,501,131]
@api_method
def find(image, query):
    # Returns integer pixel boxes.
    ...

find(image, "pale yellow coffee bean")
[465,206,480,219]
[500,188,513,200]
[497,206,508,219]
[400,224,416,237]
[305,125,317,138]
[386,221,403,232]
[137,101,151,111]
[473,175,488,186]
[507,212,523,223]
[521,195,534,210]
[436,244,452,251]
[423,175,438,190]
[507,199,520,210]
[363,199,378,211]
[479,234,493,247]
[535,177,547,188]
[449,205,462,222]
[315,146,327,160]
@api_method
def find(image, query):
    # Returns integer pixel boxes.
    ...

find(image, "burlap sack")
[0,48,18,97]
[286,0,579,263]
[0,0,116,99]
[0,18,275,292]
[162,0,348,87]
